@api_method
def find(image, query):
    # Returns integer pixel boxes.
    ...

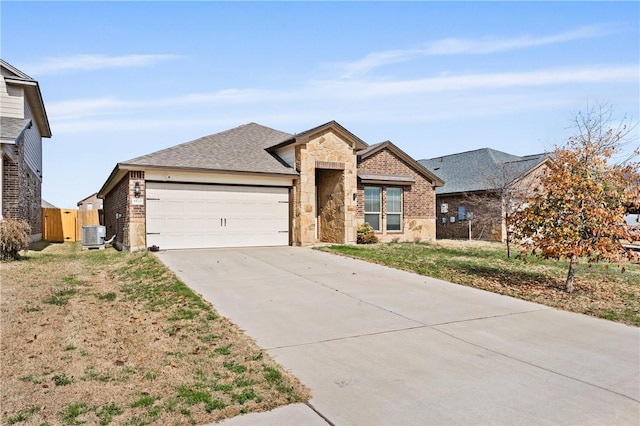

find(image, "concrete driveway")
[157,247,640,425]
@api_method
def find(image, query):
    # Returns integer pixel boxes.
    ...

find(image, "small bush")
[0,218,31,260]
[357,223,379,244]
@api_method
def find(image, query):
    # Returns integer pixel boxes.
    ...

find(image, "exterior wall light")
[134,181,141,197]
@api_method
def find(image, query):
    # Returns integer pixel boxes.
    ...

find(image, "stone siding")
[292,130,358,245]
[357,149,437,242]
[103,171,146,251]
[2,142,42,239]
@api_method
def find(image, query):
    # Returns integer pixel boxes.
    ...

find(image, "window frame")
[364,186,382,231]
[386,187,403,232]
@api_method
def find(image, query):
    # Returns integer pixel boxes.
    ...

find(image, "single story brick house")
[419,148,550,241]
[77,192,103,211]
[98,121,443,250]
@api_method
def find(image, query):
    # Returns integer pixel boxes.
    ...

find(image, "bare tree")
[463,156,549,257]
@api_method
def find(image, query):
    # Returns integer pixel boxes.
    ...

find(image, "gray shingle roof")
[0,117,31,141]
[122,123,297,175]
[419,148,547,195]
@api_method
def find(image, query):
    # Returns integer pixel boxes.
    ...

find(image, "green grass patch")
[7,407,39,425]
[223,360,247,374]
[130,394,159,408]
[169,308,198,321]
[43,288,78,306]
[52,373,72,386]
[82,367,114,383]
[320,242,640,326]
[96,403,124,425]
[97,292,117,301]
[24,302,41,313]
[176,385,213,405]
[60,402,89,425]
[231,388,261,404]
[62,275,84,287]
[213,344,232,355]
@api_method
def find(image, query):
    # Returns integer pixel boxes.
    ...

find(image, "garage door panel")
[146,182,289,249]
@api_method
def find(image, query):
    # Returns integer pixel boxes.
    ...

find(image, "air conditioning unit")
[82,225,106,250]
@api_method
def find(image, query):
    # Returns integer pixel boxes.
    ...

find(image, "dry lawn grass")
[1,243,308,425]
[322,240,640,326]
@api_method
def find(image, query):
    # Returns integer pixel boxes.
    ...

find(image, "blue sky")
[2,1,638,209]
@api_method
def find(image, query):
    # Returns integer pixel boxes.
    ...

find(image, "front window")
[457,205,466,221]
[364,187,381,231]
[386,188,402,231]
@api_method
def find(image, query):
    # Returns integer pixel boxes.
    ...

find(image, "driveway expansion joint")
[304,402,336,426]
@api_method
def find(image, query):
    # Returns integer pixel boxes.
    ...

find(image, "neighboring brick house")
[77,192,104,225]
[1,59,52,241]
[98,121,443,251]
[419,148,551,241]
[77,192,103,211]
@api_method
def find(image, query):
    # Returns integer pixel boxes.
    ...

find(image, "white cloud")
[339,24,620,77]
[24,54,181,75]
[318,65,639,98]
[48,64,638,135]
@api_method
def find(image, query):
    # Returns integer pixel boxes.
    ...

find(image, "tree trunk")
[505,212,511,258]
[565,255,577,293]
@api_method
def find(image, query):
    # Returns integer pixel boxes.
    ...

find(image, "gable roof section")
[267,120,368,151]
[419,148,548,195]
[1,59,52,138]
[121,122,297,175]
[77,192,99,206]
[41,199,58,209]
[358,141,444,187]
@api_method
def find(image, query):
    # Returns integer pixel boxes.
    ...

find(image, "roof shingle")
[419,148,547,194]
[0,117,31,142]
[122,123,297,175]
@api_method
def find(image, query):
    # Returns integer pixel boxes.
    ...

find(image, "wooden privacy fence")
[42,208,101,242]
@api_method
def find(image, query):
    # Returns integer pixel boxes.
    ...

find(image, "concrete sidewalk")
[158,247,640,425]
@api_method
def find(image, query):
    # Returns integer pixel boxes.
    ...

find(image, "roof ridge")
[421,147,494,162]
[1,59,35,81]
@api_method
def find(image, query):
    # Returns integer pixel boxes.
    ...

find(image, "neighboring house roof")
[419,148,548,195]
[77,192,99,206]
[0,117,32,143]
[121,122,297,176]
[41,199,58,209]
[0,59,52,138]
[359,141,445,187]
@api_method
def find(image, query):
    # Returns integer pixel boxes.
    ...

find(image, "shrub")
[0,218,31,260]
[357,223,379,244]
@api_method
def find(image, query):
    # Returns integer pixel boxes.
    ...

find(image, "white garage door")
[146,182,290,250]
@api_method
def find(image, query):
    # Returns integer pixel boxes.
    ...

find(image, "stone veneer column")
[294,131,358,245]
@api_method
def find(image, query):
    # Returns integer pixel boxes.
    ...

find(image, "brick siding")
[103,171,145,250]
[2,142,42,236]
[357,149,436,219]
[436,193,503,241]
